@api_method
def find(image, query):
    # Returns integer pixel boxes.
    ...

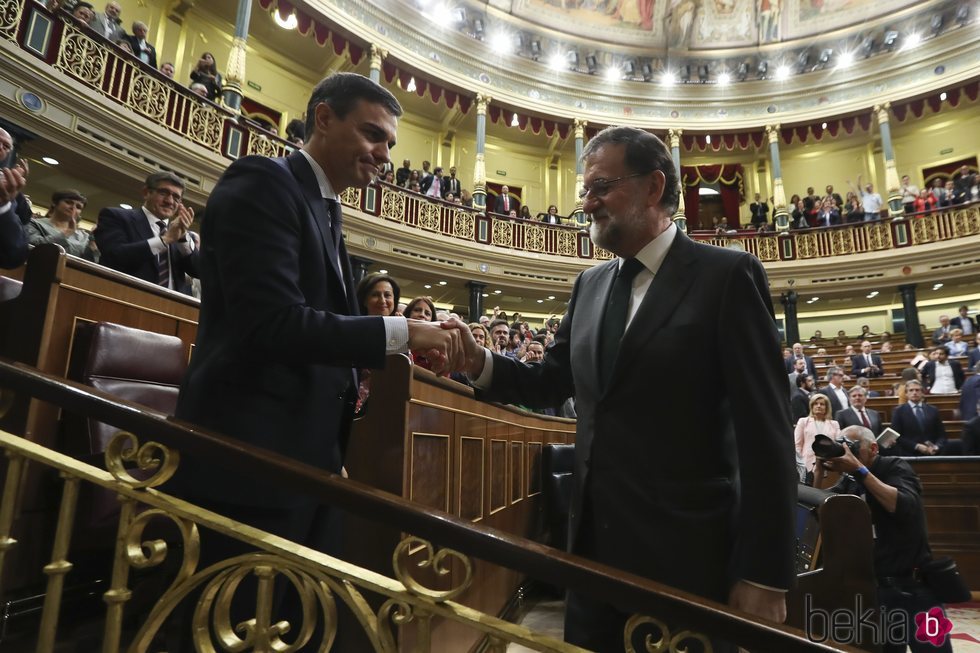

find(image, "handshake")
[406,317,486,377]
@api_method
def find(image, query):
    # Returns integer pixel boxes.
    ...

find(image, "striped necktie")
[156,220,170,288]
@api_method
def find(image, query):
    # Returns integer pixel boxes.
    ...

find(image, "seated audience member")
[443,192,455,203]
[843,344,856,357]
[113,37,133,55]
[790,373,814,424]
[835,385,882,436]
[26,189,97,260]
[969,334,980,371]
[189,83,209,98]
[851,340,884,378]
[814,197,840,227]
[890,380,961,456]
[894,367,921,403]
[932,314,952,345]
[159,62,175,78]
[468,323,490,350]
[817,366,850,414]
[921,346,964,394]
[859,324,875,338]
[395,159,412,187]
[487,319,509,355]
[945,328,967,357]
[519,206,533,221]
[71,2,96,23]
[880,341,892,353]
[541,204,561,224]
[127,21,157,68]
[91,1,124,41]
[442,166,461,199]
[408,181,421,194]
[794,393,840,484]
[354,273,401,410]
[854,376,879,398]
[284,118,305,146]
[950,305,976,337]
[380,170,395,184]
[960,372,979,422]
[94,172,198,294]
[810,329,823,341]
[0,141,28,268]
[189,52,222,101]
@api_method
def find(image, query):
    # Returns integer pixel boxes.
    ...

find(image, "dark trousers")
[878,583,953,653]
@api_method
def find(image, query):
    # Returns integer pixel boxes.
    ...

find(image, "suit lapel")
[285,152,346,292]
[586,261,620,393]
[611,232,699,384]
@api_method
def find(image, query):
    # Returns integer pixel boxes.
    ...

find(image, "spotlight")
[717,71,731,85]
[697,64,709,82]
[903,32,921,50]
[883,30,899,50]
[817,48,832,66]
[955,5,969,25]
[488,31,512,54]
[274,11,298,30]
[775,64,790,80]
[756,60,768,78]
[530,40,541,60]
[406,77,417,92]
[930,14,943,35]
[641,62,653,81]
[473,18,484,39]
[939,91,947,101]
[603,66,621,81]
[679,64,691,82]
[548,52,565,70]
[42,156,59,165]
[860,36,875,57]
[567,50,579,69]
[838,50,855,67]
[511,112,519,127]
[624,60,636,77]
[736,62,749,80]
[661,70,675,85]
[585,54,598,74]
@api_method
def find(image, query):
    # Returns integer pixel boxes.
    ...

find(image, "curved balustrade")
[347,182,980,262]
[1,0,295,161]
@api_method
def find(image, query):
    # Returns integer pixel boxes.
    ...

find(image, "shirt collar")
[298,149,339,202]
[619,222,677,276]
[141,206,164,225]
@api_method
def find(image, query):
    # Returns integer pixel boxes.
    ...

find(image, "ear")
[313,102,336,134]
[646,170,667,208]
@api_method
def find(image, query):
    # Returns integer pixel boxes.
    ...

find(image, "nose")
[582,194,602,215]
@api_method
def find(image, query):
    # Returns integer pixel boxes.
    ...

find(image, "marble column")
[875,103,903,217]
[467,281,487,321]
[898,284,923,348]
[766,125,789,232]
[472,93,490,211]
[667,128,687,233]
[780,291,799,346]
[349,256,373,288]
[368,44,387,84]
[571,118,586,225]
[221,0,252,112]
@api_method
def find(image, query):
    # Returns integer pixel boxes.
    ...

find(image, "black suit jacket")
[94,207,199,294]
[950,315,977,334]
[442,175,461,198]
[790,388,811,424]
[921,360,964,391]
[785,354,816,376]
[173,152,385,510]
[890,402,946,455]
[476,230,796,601]
[0,201,27,269]
[126,36,158,69]
[493,194,519,215]
[834,406,882,436]
[851,352,884,378]
[749,202,769,225]
[816,385,849,415]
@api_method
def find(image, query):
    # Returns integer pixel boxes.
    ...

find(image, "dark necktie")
[860,409,871,429]
[324,198,343,252]
[914,404,925,428]
[599,258,645,390]
[155,220,170,288]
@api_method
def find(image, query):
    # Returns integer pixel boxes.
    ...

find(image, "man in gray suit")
[454,126,795,651]
[835,386,882,436]
[90,1,124,41]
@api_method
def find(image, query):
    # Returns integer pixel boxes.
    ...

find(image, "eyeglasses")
[578,172,648,200]
[151,188,183,203]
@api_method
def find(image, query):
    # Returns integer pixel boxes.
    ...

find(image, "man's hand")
[0,166,26,205]
[13,158,29,181]
[162,205,194,244]
[440,317,487,378]
[407,319,462,374]
[728,581,786,623]
[818,446,861,474]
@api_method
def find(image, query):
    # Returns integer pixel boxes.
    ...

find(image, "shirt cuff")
[469,349,494,388]
[148,236,167,255]
[0,202,11,215]
[382,316,409,354]
[742,579,788,593]
[176,237,195,255]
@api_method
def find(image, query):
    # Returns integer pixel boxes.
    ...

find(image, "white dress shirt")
[931,362,956,394]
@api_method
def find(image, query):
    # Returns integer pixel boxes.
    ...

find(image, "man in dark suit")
[850,340,884,378]
[127,21,157,68]
[94,172,199,294]
[784,341,816,376]
[950,305,976,337]
[834,386,882,436]
[454,126,795,650]
[970,334,980,371]
[890,380,960,456]
[0,153,27,269]
[494,184,519,215]
[921,346,964,393]
[816,366,850,415]
[748,193,769,227]
[172,72,459,552]
[790,373,814,424]
[441,166,461,199]
[960,373,980,422]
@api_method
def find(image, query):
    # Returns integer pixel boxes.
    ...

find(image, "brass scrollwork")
[625,615,713,653]
[103,431,179,488]
[0,0,22,40]
[381,189,406,221]
[392,536,472,602]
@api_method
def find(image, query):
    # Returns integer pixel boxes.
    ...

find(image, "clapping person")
[189,52,222,101]
[26,189,98,260]
[354,273,401,411]
[0,131,28,268]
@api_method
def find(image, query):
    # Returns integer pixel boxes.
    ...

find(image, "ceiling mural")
[502,0,921,49]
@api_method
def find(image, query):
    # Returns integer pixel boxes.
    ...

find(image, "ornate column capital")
[573,118,586,139]
[874,103,891,125]
[667,128,682,149]
[765,124,780,143]
[369,44,388,71]
[475,93,491,115]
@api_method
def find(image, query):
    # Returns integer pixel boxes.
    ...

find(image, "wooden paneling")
[410,432,451,513]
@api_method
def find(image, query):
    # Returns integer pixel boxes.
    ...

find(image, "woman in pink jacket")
[794,393,840,485]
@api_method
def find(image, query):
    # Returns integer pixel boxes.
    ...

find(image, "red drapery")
[681,165,745,227]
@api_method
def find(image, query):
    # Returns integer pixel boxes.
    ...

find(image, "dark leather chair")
[542,443,575,551]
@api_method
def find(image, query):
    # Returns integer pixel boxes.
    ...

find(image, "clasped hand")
[406,318,485,376]
[162,205,195,244]
[0,165,27,205]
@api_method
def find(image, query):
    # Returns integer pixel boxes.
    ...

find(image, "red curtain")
[681,164,745,228]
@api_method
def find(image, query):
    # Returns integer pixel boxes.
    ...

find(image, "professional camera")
[811,433,860,459]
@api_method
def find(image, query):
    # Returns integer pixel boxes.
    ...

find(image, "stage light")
[530,40,541,60]
[624,60,636,77]
[604,66,621,81]
[379,269,389,274]
[717,72,731,86]
[439,281,447,285]
[797,50,810,72]
[274,11,297,30]
[697,64,709,82]
[488,31,512,54]
[453,8,466,24]
[119,203,132,209]
[567,50,580,69]
[775,64,790,81]
[705,135,712,144]
[955,5,969,25]
[903,32,921,50]
[548,52,565,70]
[821,122,827,129]
[406,77,417,92]
[661,70,675,85]
[860,37,875,57]
[838,50,855,67]
[817,49,832,66]
[42,156,59,165]
[939,91,947,101]
[511,113,519,127]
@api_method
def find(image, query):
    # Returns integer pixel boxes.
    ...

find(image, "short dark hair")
[355,273,400,316]
[404,296,436,322]
[488,319,509,333]
[796,373,810,388]
[304,73,402,139]
[581,126,679,214]
[145,171,184,191]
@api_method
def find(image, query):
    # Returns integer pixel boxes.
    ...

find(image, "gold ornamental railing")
[1,0,292,161]
[0,360,845,652]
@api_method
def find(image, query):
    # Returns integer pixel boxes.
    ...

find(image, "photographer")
[815,425,953,653]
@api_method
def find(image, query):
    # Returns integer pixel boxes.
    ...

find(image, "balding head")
[0,127,12,158]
